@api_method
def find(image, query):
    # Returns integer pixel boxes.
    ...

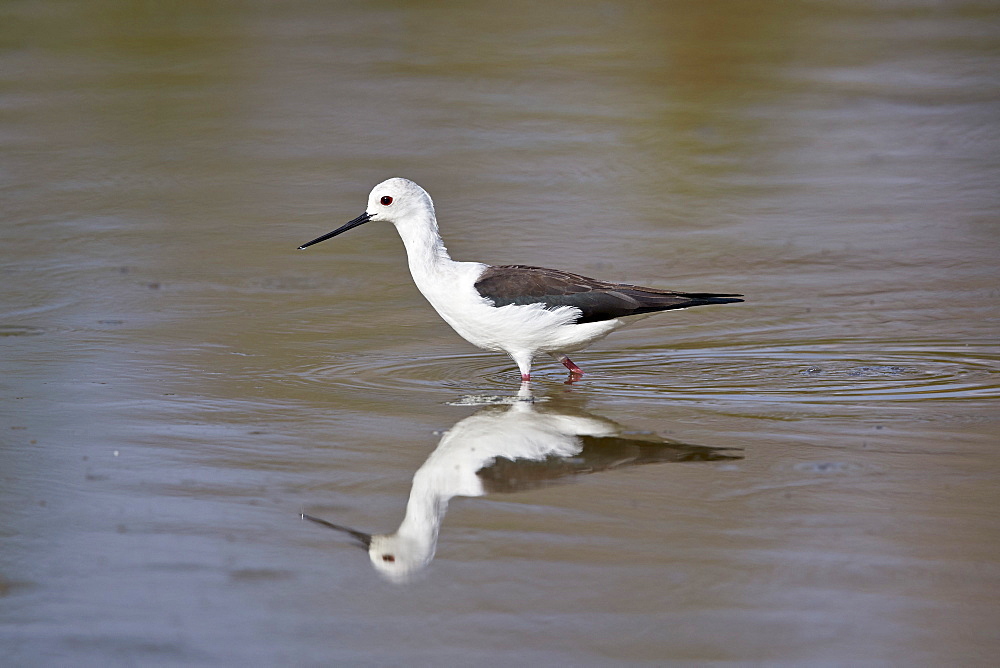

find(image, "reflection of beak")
[297,212,374,250]
[301,513,372,550]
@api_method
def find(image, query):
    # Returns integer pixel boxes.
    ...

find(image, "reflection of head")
[367,533,433,583]
[299,514,436,583]
[305,387,740,583]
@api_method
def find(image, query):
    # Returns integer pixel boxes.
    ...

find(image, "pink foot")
[521,373,531,381]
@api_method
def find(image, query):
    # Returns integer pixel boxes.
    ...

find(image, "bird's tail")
[675,292,744,306]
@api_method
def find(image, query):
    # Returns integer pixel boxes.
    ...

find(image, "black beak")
[301,513,373,550]
[298,212,373,250]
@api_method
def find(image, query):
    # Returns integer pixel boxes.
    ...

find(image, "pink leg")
[521,372,531,381]
[559,356,584,377]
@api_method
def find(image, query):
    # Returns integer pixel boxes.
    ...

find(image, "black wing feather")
[474,265,743,324]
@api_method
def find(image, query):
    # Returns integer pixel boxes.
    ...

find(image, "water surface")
[2,1,998,665]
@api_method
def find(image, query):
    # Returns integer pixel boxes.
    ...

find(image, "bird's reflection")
[304,383,740,582]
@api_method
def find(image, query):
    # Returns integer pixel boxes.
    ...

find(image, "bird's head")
[298,177,435,250]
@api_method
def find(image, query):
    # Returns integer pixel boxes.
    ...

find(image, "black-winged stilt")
[299,178,743,381]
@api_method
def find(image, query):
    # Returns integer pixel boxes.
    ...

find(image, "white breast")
[412,261,622,355]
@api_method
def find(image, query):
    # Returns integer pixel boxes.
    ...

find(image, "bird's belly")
[433,299,621,353]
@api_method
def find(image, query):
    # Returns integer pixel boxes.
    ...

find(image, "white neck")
[393,211,454,280]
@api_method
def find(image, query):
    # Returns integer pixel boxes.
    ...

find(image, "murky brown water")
[3,1,999,664]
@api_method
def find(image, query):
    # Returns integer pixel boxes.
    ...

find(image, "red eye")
[380,196,393,206]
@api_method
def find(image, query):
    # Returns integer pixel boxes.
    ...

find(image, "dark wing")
[474,265,743,324]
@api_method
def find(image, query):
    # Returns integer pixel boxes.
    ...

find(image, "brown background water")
[2,1,999,664]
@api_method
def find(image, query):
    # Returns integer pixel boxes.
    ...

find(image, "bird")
[298,177,743,381]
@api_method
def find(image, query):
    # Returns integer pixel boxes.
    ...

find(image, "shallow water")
[2,1,999,665]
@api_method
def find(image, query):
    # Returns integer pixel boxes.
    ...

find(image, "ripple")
[276,339,999,406]
[791,461,874,475]
[280,350,519,396]
[0,325,45,337]
[447,394,546,406]
[594,339,1000,404]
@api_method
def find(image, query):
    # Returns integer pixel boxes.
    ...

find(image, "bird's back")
[475,265,743,324]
